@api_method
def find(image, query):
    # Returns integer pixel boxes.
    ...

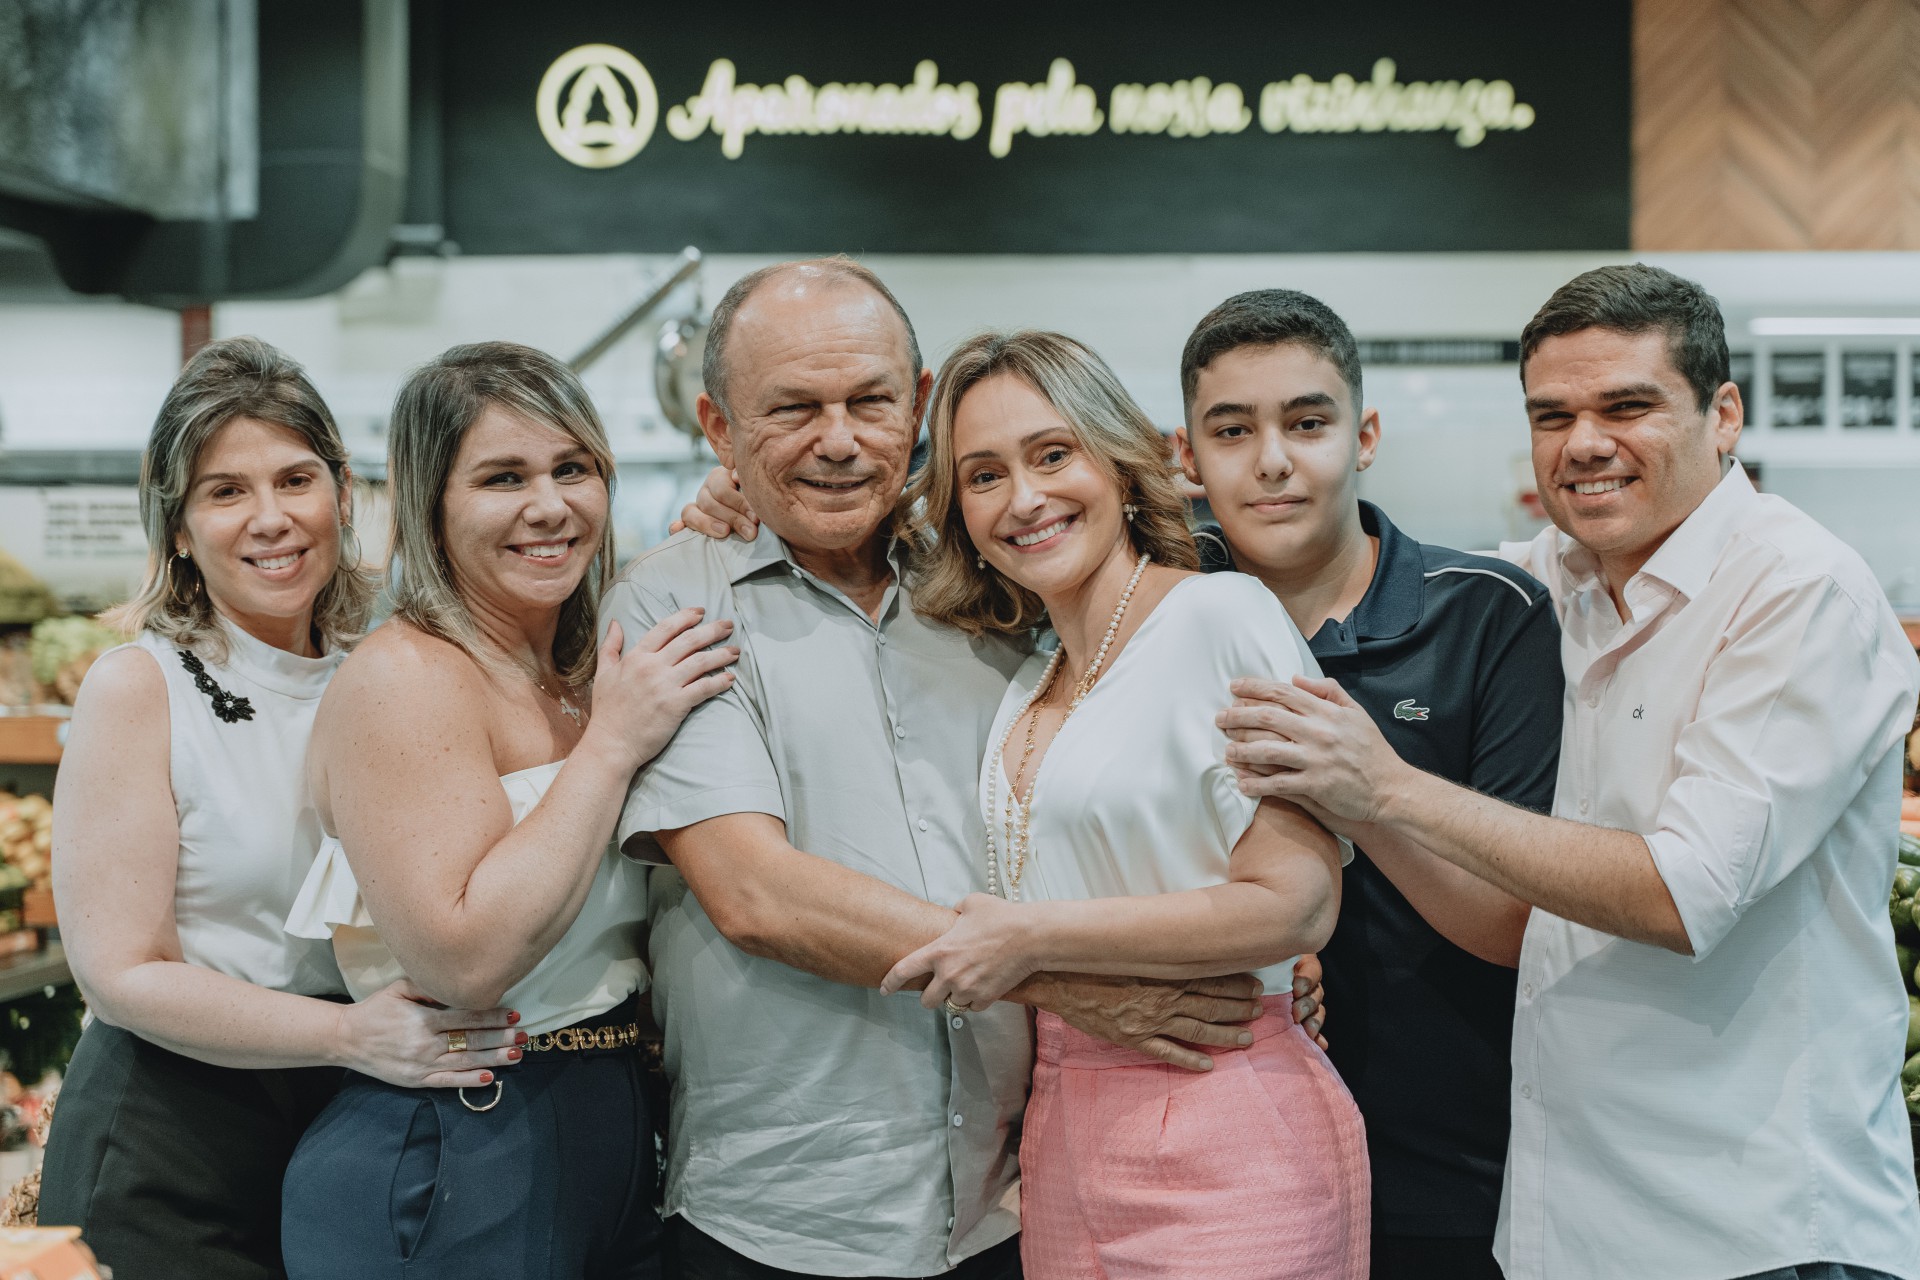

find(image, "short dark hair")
[1520,264,1730,412]
[1180,289,1363,414]
[703,256,923,417]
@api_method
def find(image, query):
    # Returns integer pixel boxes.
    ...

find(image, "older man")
[603,258,1269,1280]
[1228,264,1920,1280]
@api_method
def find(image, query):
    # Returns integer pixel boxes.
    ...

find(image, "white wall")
[4,250,1919,603]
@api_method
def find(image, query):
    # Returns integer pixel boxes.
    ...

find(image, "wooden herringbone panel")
[1634,0,1920,248]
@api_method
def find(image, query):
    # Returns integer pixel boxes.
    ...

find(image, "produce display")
[0,796,46,901]
[1893,828,1920,1113]
[26,616,121,707]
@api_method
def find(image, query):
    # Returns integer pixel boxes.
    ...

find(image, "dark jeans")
[283,998,659,1280]
[663,1216,1021,1280]
[1372,1235,1503,1280]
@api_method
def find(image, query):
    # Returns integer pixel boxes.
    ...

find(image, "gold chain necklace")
[535,674,583,726]
[985,553,1149,901]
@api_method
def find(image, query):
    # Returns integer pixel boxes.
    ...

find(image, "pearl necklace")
[986,553,1150,900]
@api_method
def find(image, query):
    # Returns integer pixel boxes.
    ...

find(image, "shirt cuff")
[617,786,786,864]
[1641,775,1771,961]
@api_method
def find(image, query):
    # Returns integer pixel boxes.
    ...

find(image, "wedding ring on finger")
[942,999,972,1019]
[446,1029,469,1054]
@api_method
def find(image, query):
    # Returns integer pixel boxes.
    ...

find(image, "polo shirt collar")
[1555,460,1755,605]
[1309,501,1423,657]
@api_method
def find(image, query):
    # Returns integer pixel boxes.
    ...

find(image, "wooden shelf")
[0,941,69,1004]
[0,717,63,766]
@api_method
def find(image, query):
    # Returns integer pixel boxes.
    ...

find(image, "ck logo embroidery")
[1632,705,1644,719]
[1393,698,1430,722]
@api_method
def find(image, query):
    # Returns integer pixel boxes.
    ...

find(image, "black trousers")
[282,997,660,1280]
[39,1017,342,1280]
[663,1216,1022,1280]
[1371,1234,1504,1280]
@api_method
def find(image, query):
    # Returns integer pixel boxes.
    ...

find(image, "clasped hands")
[1218,673,1406,830]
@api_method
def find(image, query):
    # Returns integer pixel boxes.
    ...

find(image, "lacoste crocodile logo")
[1393,698,1430,722]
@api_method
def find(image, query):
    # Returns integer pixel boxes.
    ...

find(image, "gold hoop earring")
[339,522,363,570]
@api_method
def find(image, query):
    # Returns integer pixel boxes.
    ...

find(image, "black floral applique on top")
[177,649,255,724]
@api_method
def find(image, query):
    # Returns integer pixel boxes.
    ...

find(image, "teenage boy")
[1227,265,1920,1280]
[1176,289,1562,1280]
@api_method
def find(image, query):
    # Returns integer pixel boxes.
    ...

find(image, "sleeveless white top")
[108,624,347,996]
[980,573,1351,992]
[286,760,648,1036]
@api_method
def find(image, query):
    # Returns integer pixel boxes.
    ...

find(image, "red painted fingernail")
[508,1047,522,1060]
[515,1031,528,1045]
[507,1011,520,1024]
[480,1071,494,1084]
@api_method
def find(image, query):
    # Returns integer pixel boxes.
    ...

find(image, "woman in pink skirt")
[882,330,1369,1279]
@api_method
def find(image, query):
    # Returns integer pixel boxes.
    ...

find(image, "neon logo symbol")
[537,44,659,169]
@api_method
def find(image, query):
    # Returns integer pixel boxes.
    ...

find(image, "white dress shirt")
[1496,464,1920,1280]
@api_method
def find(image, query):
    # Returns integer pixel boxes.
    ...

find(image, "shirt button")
[1522,982,1534,999]
[1520,1083,1533,1099]
[950,1015,965,1030]
[1578,798,1590,814]
[951,1113,964,1127]
[946,1217,956,1231]
[877,634,888,646]
[918,819,930,832]
[894,725,906,739]
[1585,693,1600,708]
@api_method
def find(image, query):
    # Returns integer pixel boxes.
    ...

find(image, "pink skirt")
[1020,994,1370,1280]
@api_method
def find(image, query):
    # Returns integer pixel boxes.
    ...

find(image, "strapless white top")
[286,760,648,1035]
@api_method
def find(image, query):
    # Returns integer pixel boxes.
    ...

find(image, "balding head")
[691,258,933,564]
[703,257,923,418]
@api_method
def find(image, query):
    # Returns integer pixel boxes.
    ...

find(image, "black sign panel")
[435,2,1629,255]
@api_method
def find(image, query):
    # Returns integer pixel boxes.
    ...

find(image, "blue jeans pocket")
[390,1093,444,1262]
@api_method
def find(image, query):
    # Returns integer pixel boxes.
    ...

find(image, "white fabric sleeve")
[1643,574,1918,959]
[1188,574,1354,866]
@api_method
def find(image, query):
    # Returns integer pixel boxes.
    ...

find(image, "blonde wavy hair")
[106,336,375,657]
[385,342,617,690]
[902,330,1197,637]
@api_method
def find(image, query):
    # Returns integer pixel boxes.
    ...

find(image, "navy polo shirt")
[1199,502,1562,1239]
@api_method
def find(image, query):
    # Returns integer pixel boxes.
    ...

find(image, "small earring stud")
[976,554,986,569]
[176,548,190,559]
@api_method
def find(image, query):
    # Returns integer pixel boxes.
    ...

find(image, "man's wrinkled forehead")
[732,278,915,380]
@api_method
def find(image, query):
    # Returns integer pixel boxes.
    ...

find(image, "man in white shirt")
[1224,263,1920,1280]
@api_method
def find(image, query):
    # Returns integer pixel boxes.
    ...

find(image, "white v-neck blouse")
[981,572,1345,992]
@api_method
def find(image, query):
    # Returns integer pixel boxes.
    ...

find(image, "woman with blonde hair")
[41,337,521,1280]
[879,330,1370,1278]
[280,341,736,1279]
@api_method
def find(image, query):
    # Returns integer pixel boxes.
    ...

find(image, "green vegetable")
[28,615,121,687]
[1901,834,1920,868]
[1901,1051,1920,1094]
[1896,868,1920,899]
[1899,945,1917,991]
[1893,896,1914,933]
[1907,998,1920,1056]
[1907,1081,1920,1118]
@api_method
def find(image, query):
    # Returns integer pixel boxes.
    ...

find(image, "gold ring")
[942,999,971,1019]
[446,1030,468,1054]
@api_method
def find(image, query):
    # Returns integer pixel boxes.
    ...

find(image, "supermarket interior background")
[0,0,1918,1263]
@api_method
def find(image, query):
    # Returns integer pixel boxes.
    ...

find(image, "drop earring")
[1123,503,1138,522]
[976,554,986,569]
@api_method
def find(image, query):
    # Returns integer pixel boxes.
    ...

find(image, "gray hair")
[385,341,617,689]
[702,256,924,418]
[105,336,374,656]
